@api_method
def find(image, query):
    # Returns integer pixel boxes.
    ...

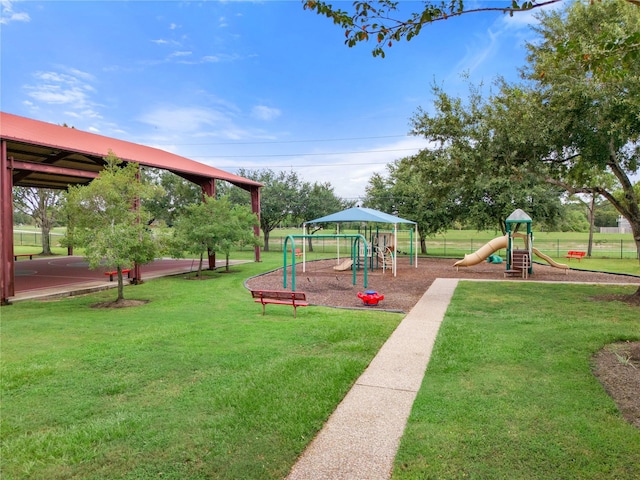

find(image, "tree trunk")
[307,236,314,252]
[587,194,595,257]
[631,221,640,266]
[225,253,230,272]
[263,230,270,252]
[198,251,204,277]
[116,266,125,302]
[41,225,52,255]
[420,237,427,255]
[37,192,54,255]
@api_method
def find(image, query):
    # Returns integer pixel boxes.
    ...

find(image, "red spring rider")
[357,290,384,306]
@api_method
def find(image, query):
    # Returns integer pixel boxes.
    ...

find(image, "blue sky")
[1,0,554,201]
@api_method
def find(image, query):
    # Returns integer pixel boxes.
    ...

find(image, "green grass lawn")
[393,281,640,479]
[1,256,402,480]
[3,254,639,479]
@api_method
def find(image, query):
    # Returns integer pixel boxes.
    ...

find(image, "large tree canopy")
[302,0,639,57]
[504,0,640,257]
[410,0,640,261]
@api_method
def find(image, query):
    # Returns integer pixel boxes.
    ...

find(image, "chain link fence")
[262,232,638,260]
[15,230,637,260]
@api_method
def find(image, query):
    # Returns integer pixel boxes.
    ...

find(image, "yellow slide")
[453,235,508,268]
[532,247,569,271]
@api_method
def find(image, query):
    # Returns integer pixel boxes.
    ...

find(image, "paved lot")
[10,256,213,302]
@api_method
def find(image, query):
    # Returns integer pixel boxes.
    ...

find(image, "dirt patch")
[593,341,640,429]
[91,299,150,308]
[593,293,640,307]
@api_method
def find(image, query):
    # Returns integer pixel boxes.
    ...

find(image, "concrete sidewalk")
[286,278,459,480]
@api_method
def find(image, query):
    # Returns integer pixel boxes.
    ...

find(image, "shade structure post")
[415,224,418,268]
[337,223,340,264]
[302,224,307,273]
[393,223,398,277]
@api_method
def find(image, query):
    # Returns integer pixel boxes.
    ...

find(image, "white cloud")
[25,73,91,105]
[1,0,30,24]
[251,105,281,121]
[137,106,230,133]
[297,136,431,199]
[201,52,241,63]
[209,136,432,201]
[22,67,103,123]
[169,50,192,58]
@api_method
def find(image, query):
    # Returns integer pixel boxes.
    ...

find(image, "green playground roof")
[506,209,532,223]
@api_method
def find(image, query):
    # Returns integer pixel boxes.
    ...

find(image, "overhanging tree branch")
[302,0,638,57]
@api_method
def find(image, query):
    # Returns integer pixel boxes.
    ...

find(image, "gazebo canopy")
[305,207,415,225]
[304,207,417,276]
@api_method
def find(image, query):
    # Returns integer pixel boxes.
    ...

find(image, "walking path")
[286,278,459,480]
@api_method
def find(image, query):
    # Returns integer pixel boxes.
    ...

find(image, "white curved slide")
[453,235,508,267]
[532,247,569,271]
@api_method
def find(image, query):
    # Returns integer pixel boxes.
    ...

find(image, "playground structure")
[303,206,418,278]
[283,234,369,292]
[453,209,569,275]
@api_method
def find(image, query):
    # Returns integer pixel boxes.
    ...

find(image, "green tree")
[228,169,304,251]
[64,152,162,303]
[364,154,455,253]
[141,169,201,226]
[171,197,262,276]
[302,0,639,58]
[13,187,63,255]
[409,84,565,235]
[214,199,263,271]
[492,0,640,260]
[299,181,347,251]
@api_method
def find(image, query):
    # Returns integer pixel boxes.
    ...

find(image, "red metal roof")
[0,111,262,189]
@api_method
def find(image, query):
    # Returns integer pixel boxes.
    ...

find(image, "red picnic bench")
[14,253,37,260]
[564,250,586,261]
[251,290,309,318]
[104,269,132,281]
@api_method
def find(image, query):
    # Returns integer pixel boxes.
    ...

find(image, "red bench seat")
[104,269,132,281]
[564,250,586,261]
[251,290,308,317]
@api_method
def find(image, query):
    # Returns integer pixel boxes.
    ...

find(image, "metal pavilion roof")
[0,111,262,190]
[1,111,262,304]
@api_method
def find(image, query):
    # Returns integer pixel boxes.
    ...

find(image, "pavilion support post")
[1,142,15,305]
[202,180,217,270]
[251,186,261,263]
[132,167,143,284]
